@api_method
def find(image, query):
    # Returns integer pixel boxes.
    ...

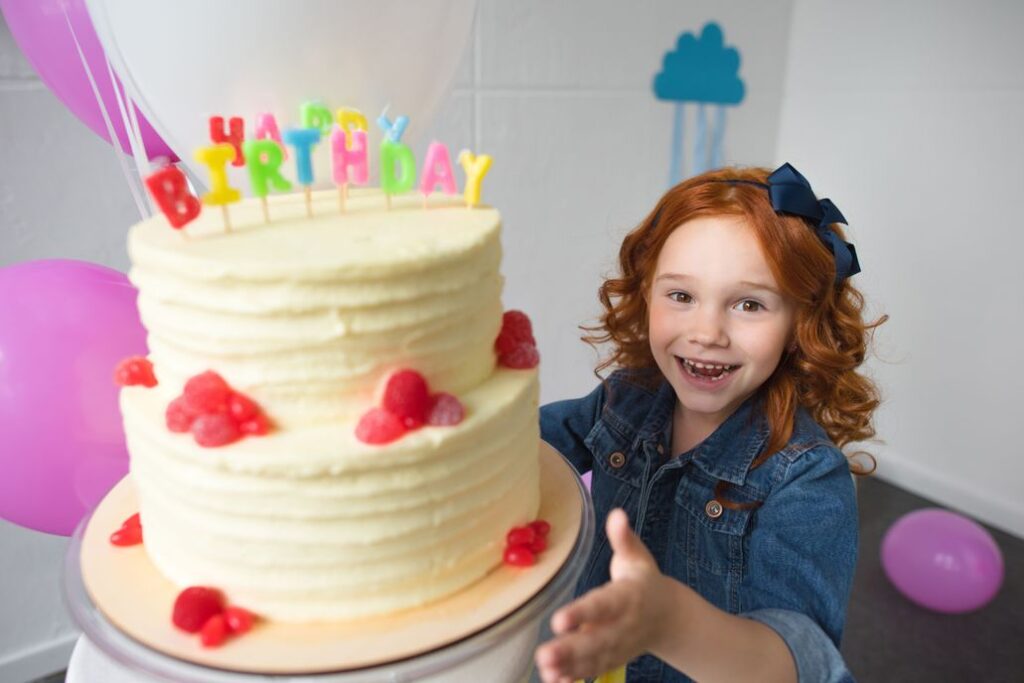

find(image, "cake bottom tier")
[120,368,540,621]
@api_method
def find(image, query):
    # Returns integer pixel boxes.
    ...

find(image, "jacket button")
[609,451,627,469]
[656,443,665,455]
[705,500,724,519]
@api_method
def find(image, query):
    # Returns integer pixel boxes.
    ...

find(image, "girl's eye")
[668,291,692,304]
[737,300,764,312]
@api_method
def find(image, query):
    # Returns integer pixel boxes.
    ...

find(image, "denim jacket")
[541,369,858,683]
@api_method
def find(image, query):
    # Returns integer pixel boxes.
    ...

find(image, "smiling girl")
[535,164,886,683]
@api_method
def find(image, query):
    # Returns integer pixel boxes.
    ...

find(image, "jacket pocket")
[673,475,754,577]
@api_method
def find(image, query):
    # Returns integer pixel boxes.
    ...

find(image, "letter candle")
[283,127,322,217]
[458,150,493,209]
[144,165,201,230]
[242,139,292,222]
[210,116,245,167]
[419,141,457,208]
[195,143,242,231]
[254,113,287,160]
[330,128,369,213]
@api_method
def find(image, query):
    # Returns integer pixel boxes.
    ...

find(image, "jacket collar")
[637,380,770,486]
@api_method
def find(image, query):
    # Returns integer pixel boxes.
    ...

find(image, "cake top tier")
[129,189,501,282]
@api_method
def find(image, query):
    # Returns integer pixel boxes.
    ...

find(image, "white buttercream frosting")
[120,189,541,621]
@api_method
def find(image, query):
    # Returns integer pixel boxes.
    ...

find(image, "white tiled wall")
[0,2,790,678]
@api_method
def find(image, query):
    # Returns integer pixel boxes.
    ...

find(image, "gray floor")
[843,477,1023,682]
[31,477,1023,683]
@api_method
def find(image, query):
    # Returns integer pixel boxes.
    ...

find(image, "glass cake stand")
[63,451,594,683]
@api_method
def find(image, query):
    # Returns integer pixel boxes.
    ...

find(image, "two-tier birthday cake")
[119,188,542,623]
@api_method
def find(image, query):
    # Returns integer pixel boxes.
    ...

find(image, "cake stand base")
[65,442,593,681]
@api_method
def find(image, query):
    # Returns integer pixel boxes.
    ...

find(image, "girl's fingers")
[551,583,628,634]
[536,627,617,682]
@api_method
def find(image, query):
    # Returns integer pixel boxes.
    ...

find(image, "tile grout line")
[472,3,482,152]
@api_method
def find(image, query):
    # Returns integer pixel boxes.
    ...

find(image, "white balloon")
[86,0,476,188]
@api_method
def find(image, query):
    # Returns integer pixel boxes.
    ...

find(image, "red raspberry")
[110,525,142,546]
[114,356,158,387]
[110,512,144,546]
[172,587,224,633]
[183,371,232,414]
[200,614,228,648]
[224,606,256,635]
[166,396,199,433]
[530,536,548,553]
[506,526,537,547]
[355,408,407,445]
[191,413,242,447]
[499,342,540,369]
[503,545,536,567]
[427,392,465,426]
[494,310,535,354]
[238,414,270,436]
[381,370,431,428]
[529,519,551,537]
[227,392,259,422]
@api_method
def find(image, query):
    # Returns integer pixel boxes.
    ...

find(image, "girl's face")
[648,215,795,432]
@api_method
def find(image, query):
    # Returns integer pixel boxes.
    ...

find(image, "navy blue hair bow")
[764,163,861,283]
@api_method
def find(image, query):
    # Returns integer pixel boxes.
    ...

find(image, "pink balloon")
[0,260,147,536]
[0,0,176,160]
[881,508,1004,614]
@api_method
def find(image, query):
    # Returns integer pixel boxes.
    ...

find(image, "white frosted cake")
[118,189,541,621]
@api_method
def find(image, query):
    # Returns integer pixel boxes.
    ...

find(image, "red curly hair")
[584,166,887,489]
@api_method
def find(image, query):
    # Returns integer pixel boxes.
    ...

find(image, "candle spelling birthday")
[144,102,493,232]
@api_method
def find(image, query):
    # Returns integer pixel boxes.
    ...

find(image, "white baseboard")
[874,447,1024,540]
[0,632,79,683]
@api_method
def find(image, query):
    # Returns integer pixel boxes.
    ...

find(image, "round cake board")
[79,442,584,675]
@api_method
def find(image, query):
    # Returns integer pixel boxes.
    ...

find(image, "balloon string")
[61,3,148,220]
[103,55,154,214]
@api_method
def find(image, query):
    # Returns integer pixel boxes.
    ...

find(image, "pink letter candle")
[419,141,457,199]
[330,128,369,212]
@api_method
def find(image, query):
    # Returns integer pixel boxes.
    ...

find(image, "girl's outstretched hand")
[534,508,675,683]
